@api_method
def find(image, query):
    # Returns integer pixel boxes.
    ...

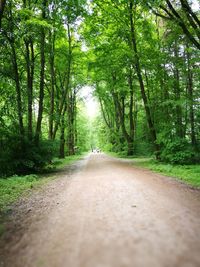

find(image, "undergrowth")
[0,154,85,213]
[132,158,200,188]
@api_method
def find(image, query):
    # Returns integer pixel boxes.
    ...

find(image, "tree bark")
[67,91,76,156]
[112,91,134,156]
[35,0,47,145]
[129,0,160,157]
[174,41,184,138]
[48,30,55,140]
[8,5,24,138]
[180,0,200,28]
[186,42,196,146]
[128,69,135,140]
[25,39,34,140]
[11,42,24,138]
[52,22,72,140]
[149,0,200,49]
[165,0,200,50]
[59,103,67,158]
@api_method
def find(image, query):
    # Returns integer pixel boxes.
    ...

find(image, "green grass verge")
[109,152,200,188]
[52,154,86,170]
[0,154,85,213]
[132,158,200,188]
[0,154,85,236]
[0,174,47,212]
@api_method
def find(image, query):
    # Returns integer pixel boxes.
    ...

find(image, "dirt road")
[1,153,200,267]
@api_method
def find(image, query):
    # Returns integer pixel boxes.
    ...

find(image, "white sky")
[80,85,99,118]
[192,0,200,11]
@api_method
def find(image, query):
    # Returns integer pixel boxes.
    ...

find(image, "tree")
[0,0,6,28]
[148,0,200,49]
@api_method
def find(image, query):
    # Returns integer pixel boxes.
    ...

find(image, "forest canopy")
[0,0,200,176]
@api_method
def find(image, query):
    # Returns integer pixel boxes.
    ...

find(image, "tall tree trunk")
[35,0,47,145]
[52,22,72,140]
[128,69,135,139]
[48,29,55,140]
[25,39,34,140]
[180,0,200,29]
[112,91,134,156]
[186,42,196,146]
[99,97,112,129]
[174,41,184,139]
[11,42,24,138]
[164,0,200,50]
[129,0,160,157]
[67,91,75,156]
[127,69,135,156]
[7,3,24,138]
[59,104,67,158]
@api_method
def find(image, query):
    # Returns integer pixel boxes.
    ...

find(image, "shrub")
[160,138,197,164]
[0,131,57,176]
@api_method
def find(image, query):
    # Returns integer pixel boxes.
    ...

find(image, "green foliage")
[76,110,91,153]
[160,138,198,165]
[26,18,52,29]
[0,132,57,176]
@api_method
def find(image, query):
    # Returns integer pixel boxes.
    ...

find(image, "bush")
[0,132,57,176]
[160,138,197,164]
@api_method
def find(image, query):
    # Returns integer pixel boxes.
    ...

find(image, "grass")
[0,153,85,236]
[109,152,200,188]
[0,154,85,213]
[52,154,86,170]
[132,158,200,188]
[0,174,45,212]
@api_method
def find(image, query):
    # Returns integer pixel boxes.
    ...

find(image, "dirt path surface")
[1,153,200,267]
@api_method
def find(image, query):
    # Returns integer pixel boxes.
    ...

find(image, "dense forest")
[0,0,199,176]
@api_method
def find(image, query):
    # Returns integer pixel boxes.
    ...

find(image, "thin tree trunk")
[25,39,34,140]
[7,3,24,138]
[99,97,112,129]
[112,91,134,156]
[180,0,200,29]
[52,22,72,140]
[186,42,196,146]
[59,103,67,158]
[23,0,34,141]
[35,0,47,145]
[129,0,160,157]
[11,42,24,138]
[165,0,200,50]
[67,91,75,156]
[128,69,135,139]
[48,30,55,140]
[174,41,184,139]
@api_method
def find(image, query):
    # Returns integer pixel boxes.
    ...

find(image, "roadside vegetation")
[133,158,200,188]
[0,154,84,213]
[111,153,200,188]
[109,152,200,188]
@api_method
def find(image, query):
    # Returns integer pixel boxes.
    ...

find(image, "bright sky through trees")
[80,86,99,118]
[192,0,199,11]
